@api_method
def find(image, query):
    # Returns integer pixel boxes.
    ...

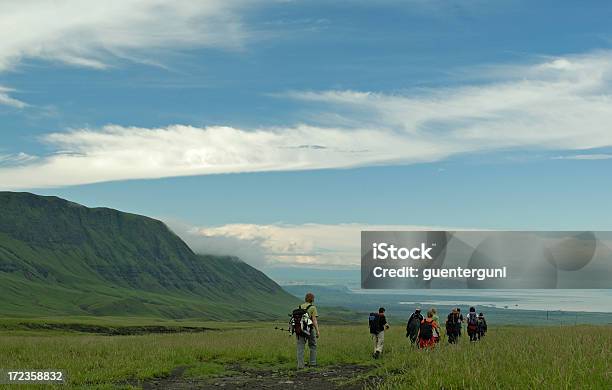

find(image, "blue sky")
[1,1,612,269]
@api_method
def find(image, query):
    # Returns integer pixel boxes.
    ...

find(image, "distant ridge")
[0,192,298,319]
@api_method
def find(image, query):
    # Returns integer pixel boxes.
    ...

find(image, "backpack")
[369,312,380,334]
[289,304,313,337]
[445,314,455,333]
[478,317,487,332]
[445,320,452,333]
[406,313,422,331]
[467,312,478,331]
[419,320,433,340]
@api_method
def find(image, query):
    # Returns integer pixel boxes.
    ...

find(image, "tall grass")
[368,325,611,389]
[0,322,610,389]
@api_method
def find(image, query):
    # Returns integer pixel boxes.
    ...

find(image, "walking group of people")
[406,306,487,348]
[289,292,489,369]
[369,305,488,358]
[443,307,488,344]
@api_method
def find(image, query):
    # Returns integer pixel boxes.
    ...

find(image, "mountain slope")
[0,192,298,319]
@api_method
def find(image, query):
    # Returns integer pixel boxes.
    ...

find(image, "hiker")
[466,307,479,342]
[477,313,488,339]
[369,307,390,359]
[455,308,464,338]
[418,309,439,349]
[292,292,320,369]
[431,307,440,343]
[406,307,423,345]
[446,308,459,344]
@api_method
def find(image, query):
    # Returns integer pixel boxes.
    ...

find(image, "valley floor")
[0,319,610,389]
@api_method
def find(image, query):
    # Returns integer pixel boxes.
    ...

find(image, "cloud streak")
[0,0,248,72]
[0,124,451,189]
[552,153,612,160]
[0,152,37,165]
[0,86,28,108]
[287,53,612,151]
[2,51,612,188]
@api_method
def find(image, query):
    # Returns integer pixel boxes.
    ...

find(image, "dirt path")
[140,364,377,389]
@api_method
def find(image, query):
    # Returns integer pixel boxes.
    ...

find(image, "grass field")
[1,318,610,389]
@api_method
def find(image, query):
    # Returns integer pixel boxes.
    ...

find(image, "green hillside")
[0,192,298,319]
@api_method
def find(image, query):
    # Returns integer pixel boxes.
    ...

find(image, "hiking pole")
[274,326,292,336]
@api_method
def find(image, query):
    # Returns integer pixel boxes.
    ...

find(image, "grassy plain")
[0,318,610,389]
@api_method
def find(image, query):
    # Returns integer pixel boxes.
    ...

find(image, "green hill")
[0,192,298,319]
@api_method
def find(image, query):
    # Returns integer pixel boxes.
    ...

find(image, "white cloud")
[0,0,248,72]
[0,124,451,189]
[0,86,28,108]
[552,154,612,160]
[0,152,37,165]
[2,51,612,188]
[0,1,250,108]
[287,52,612,151]
[173,222,447,268]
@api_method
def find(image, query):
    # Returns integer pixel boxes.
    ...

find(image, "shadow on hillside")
[15,322,219,335]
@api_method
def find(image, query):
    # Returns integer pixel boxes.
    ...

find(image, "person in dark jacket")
[477,312,488,339]
[455,307,464,338]
[466,307,479,342]
[372,307,389,359]
[446,308,460,344]
[406,307,423,345]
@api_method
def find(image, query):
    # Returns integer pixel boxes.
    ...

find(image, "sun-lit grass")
[0,320,610,389]
[365,325,611,389]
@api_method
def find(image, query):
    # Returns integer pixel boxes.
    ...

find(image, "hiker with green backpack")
[431,307,441,343]
[368,307,389,359]
[290,292,320,369]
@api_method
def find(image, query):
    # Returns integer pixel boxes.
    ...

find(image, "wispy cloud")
[285,52,612,152]
[2,51,612,188]
[552,154,612,160]
[0,0,249,73]
[0,124,453,189]
[0,86,28,108]
[0,152,37,165]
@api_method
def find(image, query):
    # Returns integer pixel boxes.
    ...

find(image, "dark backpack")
[445,314,454,331]
[445,319,452,333]
[290,304,312,337]
[419,320,433,340]
[477,317,484,329]
[467,312,478,331]
[406,313,422,332]
[369,312,380,334]
[478,317,487,332]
